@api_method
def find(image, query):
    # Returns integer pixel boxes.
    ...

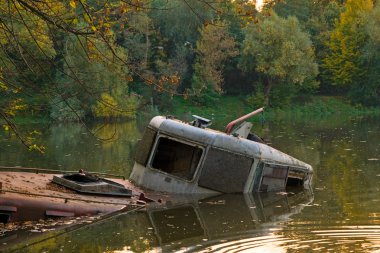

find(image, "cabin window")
[259,164,289,192]
[151,137,203,180]
[135,127,157,166]
[286,168,307,188]
[286,177,304,187]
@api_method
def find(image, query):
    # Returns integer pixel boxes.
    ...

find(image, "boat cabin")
[130,115,313,194]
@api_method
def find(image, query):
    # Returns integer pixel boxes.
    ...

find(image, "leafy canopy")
[241,12,318,105]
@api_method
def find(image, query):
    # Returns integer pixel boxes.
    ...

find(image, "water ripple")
[180,226,380,253]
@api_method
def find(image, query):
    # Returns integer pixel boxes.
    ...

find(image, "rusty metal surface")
[198,147,254,193]
[0,206,17,212]
[158,117,217,146]
[225,107,264,134]
[0,172,167,211]
[45,210,75,217]
[52,174,132,197]
[0,166,125,179]
[0,195,121,223]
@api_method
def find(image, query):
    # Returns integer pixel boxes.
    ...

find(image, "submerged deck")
[0,171,167,224]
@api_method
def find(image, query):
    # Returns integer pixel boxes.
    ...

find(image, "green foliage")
[92,93,138,119]
[269,83,298,108]
[271,96,379,119]
[190,83,221,107]
[169,95,379,130]
[150,0,213,45]
[191,20,238,101]
[2,0,380,153]
[241,12,319,106]
[273,0,343,95]
[48,36,138,121]
[149,0,218,91]
[246,90,265,109]
[274,0,312,23]
[348,3,380,106]
[322,0,373,87]
[50,97,85,122]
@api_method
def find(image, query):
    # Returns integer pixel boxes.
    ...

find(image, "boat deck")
[0,171,167,223]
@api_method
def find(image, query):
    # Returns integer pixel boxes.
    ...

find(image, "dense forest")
[0,0,380,149]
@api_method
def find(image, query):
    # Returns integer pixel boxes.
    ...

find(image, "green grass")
[12,114,51,125]
[164,95,379,128]
[5,96,379,128]
[269,96,379,119]
[166,96,250,120]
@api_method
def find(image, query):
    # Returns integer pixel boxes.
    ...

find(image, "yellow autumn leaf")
[84,13,91,23]
[69,0,76,9]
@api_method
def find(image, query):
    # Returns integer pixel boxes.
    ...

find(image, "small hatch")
[52,173,132,197]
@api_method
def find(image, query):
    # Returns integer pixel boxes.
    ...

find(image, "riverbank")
[8,95,379,127]
[162,95,379,125]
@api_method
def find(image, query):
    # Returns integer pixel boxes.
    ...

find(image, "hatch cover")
[52,173,132,197]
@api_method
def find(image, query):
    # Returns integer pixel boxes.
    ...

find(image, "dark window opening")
[151,138,202,180]
[0,213,10,224]
[286,177,304,187]
[287,168,307,188]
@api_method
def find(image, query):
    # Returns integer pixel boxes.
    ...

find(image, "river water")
[1,115,380,252]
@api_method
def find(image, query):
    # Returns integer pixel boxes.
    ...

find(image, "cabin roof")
[149,116,312,171]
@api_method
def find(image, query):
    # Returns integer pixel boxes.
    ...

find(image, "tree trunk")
[144,21,149,68]
[263,78,273,106]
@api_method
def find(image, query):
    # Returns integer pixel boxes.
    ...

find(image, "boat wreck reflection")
[146,189,314,251]
[3,188,313,252]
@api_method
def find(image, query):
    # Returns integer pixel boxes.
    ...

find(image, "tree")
[274,0,343,94]
[240,12,318,106]
[191,20,238,98]
[150,0,215,91]
[0,0,162,149]
[349,3,380,106]
[322,0,373,88]
[274,0,312,23]
[49,36,138,121]
[0,0,278,150]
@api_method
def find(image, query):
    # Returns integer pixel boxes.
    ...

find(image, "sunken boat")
[130,108,313,193]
